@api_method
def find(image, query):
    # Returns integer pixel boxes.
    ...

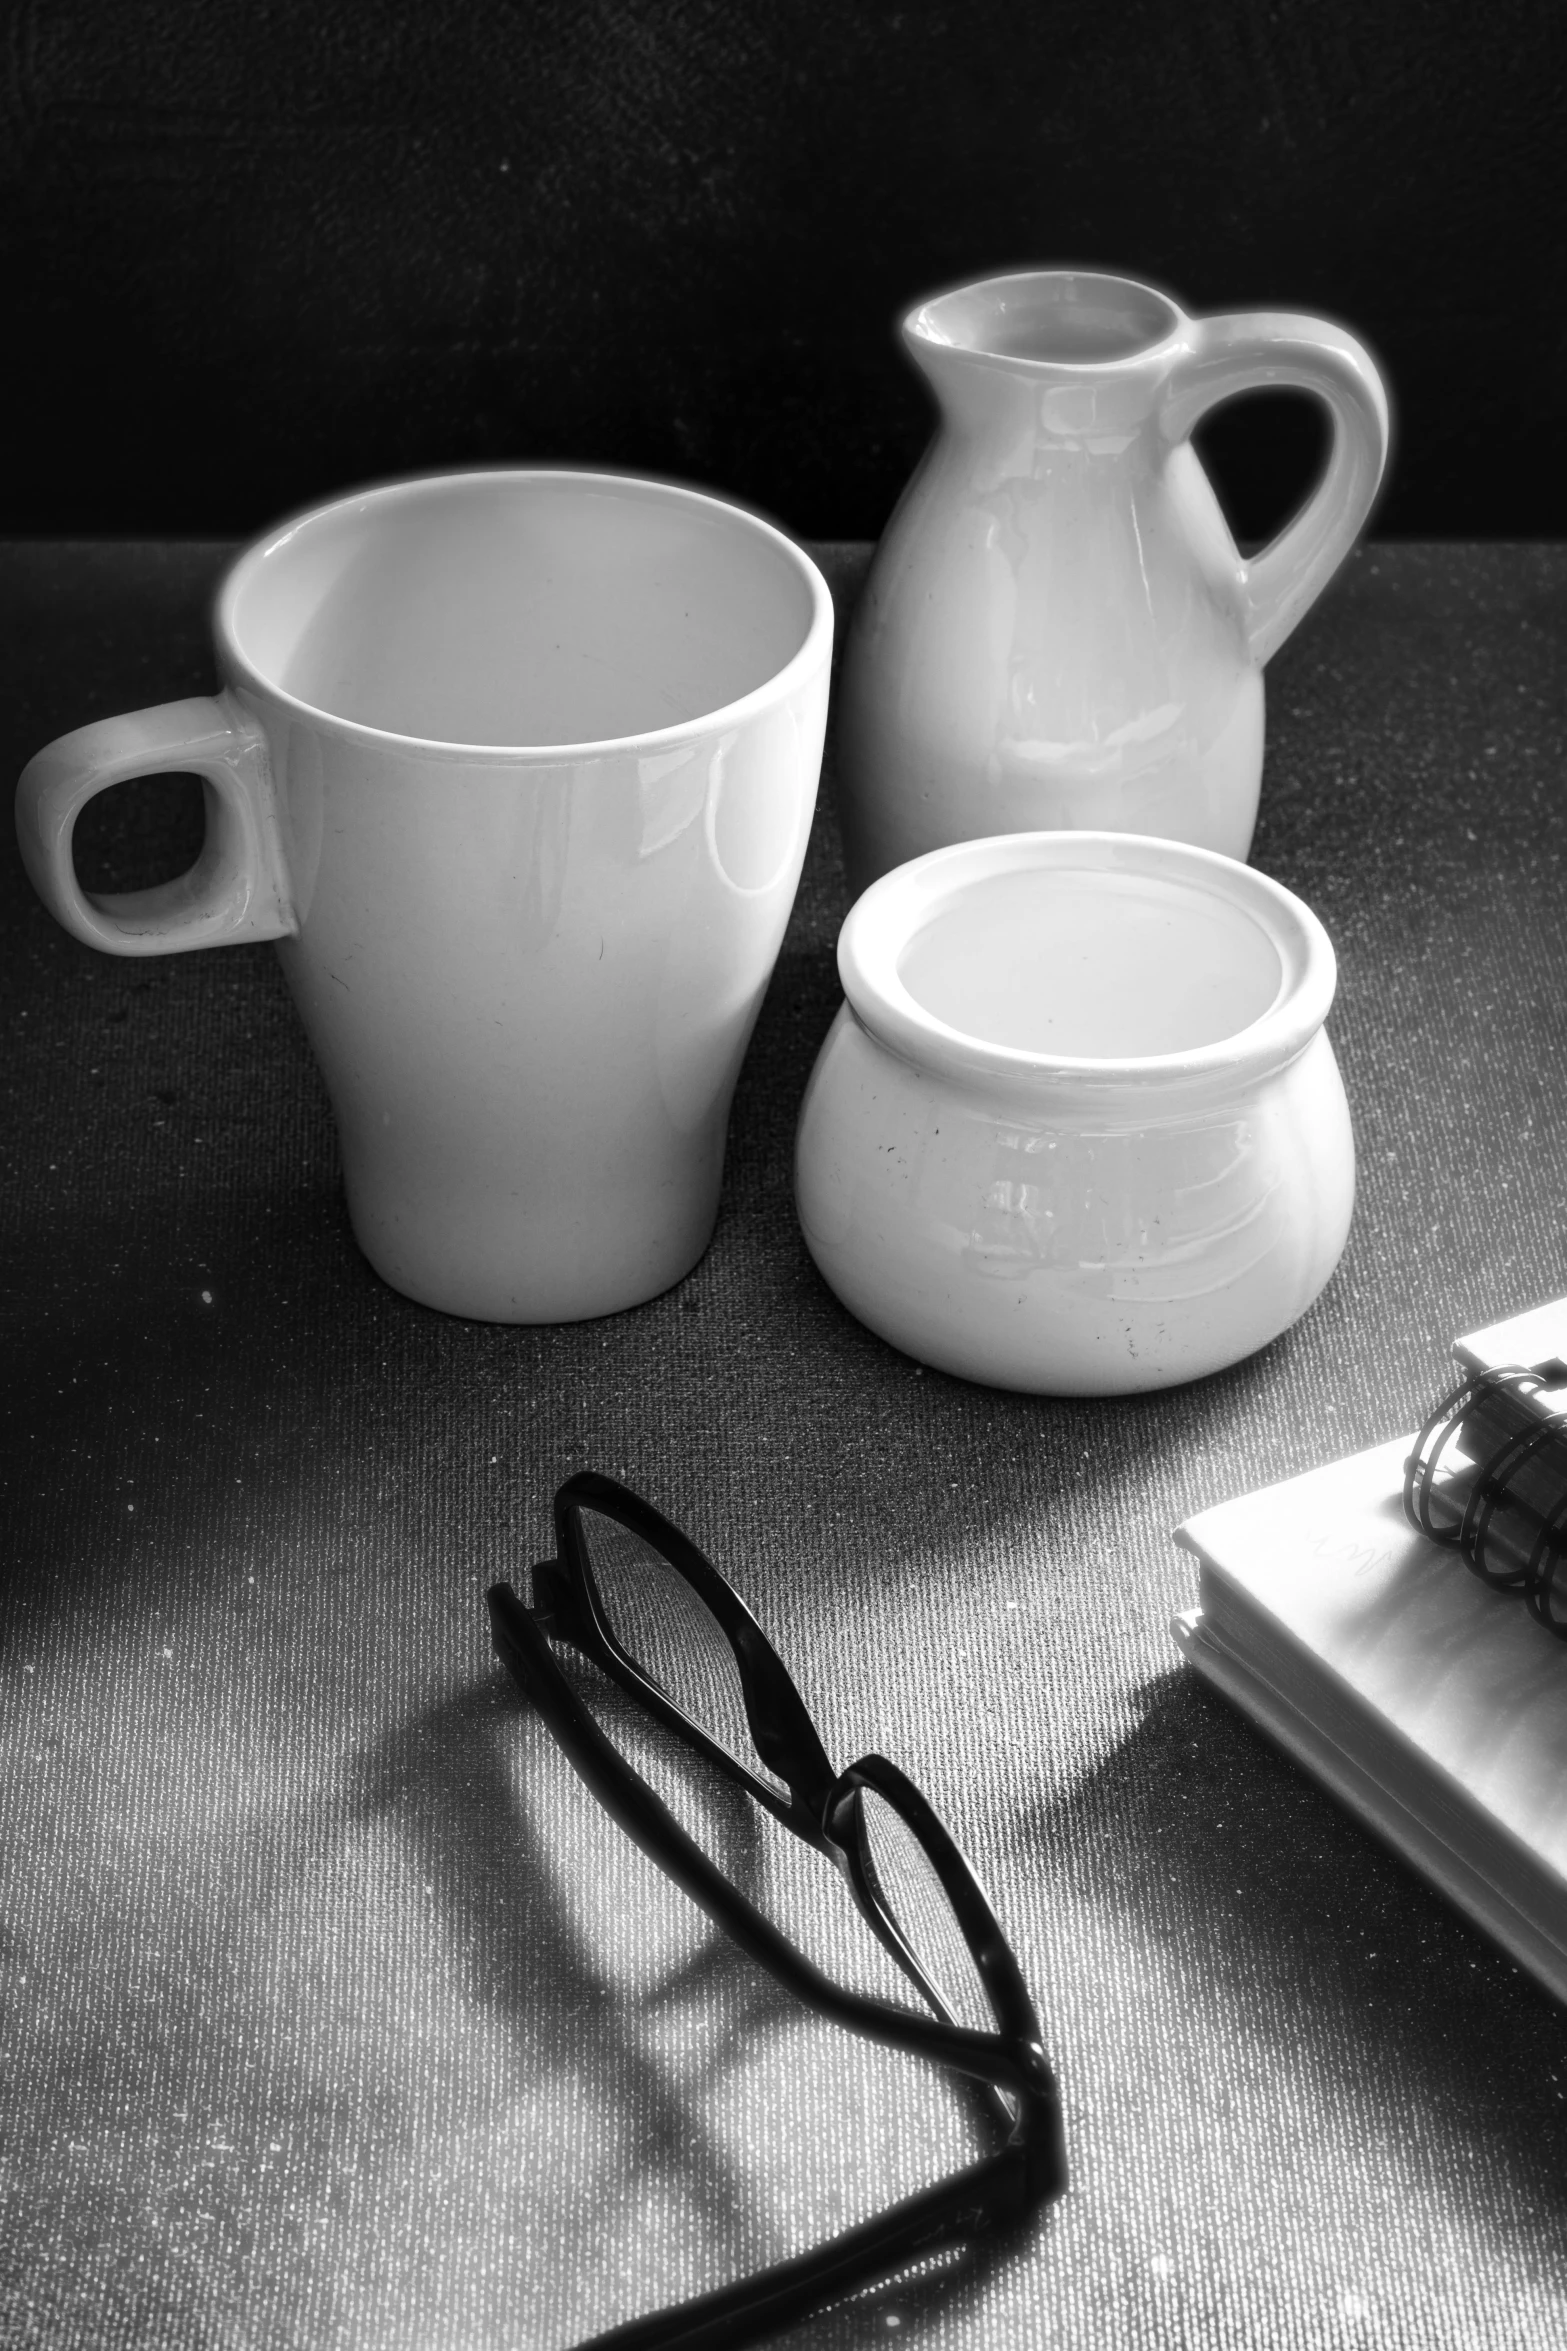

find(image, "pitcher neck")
[905,269,1188,443]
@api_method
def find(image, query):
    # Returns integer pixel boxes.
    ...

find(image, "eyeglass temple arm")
[581,2134,1047,2351]
[488,1585,1052,2109]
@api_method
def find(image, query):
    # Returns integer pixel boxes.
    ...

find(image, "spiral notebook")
[1171,1298,1567,2007]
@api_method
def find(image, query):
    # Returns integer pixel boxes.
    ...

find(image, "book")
[1171,1299,1567,2007]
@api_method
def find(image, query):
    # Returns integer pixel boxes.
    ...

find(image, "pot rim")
[837,831,1338,1095]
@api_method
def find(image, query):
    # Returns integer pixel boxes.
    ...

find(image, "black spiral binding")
[1404,1364,1567,1638]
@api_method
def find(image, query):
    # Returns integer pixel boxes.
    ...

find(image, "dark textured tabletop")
[4,539,1567,2349]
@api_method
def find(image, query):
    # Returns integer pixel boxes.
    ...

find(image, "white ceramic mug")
[17,470,833,1321]
[795,832,1354,1393]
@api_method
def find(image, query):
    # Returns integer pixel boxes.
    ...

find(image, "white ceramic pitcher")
[836,270,1389,893]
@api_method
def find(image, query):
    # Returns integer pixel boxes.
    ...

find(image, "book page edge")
[1170,1607,1567,2011]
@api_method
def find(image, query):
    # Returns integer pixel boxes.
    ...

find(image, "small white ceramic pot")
[794,832,1354,1394]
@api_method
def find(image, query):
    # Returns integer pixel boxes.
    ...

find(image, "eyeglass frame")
[486,1469,1066,2351]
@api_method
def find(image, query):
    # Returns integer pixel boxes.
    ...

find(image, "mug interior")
[225,474,818,748]
[897,867,1283,1058]
[912,271,1179,367]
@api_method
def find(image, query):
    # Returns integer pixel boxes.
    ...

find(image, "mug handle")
[15,691,295,955]
[1160,312,1391,667]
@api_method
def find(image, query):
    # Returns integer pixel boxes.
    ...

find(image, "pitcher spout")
[904,269,1186,443]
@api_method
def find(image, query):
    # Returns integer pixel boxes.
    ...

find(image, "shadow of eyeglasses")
[340,1664,1049,2346]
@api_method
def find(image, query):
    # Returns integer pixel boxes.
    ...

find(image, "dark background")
[1,0,1561,544]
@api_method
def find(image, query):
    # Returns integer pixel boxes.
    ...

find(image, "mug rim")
[903,269,1188,376]
[837,831,1338,1094]
[214,466,835,763]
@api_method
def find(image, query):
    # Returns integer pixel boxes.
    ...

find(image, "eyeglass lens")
[573,1504,788,1795]
[855,1788,997,2039]
[574,1502,996,2037]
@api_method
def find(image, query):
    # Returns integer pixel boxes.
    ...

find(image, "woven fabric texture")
[3,541,1567,2348]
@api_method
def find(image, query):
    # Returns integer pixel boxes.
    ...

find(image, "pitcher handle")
[1160,313,1391,667]
[15,692,296,956]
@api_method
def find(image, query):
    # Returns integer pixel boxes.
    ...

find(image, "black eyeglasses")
[486,1471,1065,2351]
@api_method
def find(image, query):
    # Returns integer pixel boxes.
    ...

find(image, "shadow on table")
[350,1666,1053,2350]
[1019,1666,1567,2210]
